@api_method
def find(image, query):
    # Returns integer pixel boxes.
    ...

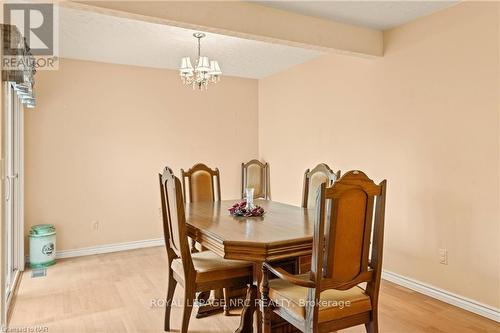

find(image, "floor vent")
[31,268,47,278]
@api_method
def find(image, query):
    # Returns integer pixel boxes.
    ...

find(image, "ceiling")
[256,1,459,30]
[59,7,324,79]
[59,2,459,78]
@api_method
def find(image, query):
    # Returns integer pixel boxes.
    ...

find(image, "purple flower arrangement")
[228,201,265,217]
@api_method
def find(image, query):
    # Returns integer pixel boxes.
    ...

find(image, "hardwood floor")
[9,247,499,333]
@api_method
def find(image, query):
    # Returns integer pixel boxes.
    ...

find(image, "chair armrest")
[263,262,315,288]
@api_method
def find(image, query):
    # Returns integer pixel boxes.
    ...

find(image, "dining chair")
[302,163,340,209]
[159,167,253,333]
[180,163,243,316]
[241,159,269,199]
[181,163,221,204]
[262,170,387,333]
[181,163,221,253]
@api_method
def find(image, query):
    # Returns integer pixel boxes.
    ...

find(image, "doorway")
[2,82,25,325]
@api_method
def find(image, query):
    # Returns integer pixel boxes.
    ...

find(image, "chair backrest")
[302,163,340,208]
[181,163,221,203]
[310,170,386,297]
[159,167,194,275]
[241,159,269,199]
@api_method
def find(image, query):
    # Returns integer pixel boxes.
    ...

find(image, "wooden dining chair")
[159,167,253,333]
[262,170,387,333]
[181,163,221,204]
[181,163,220,253]
[302,163,340,208]
[180,163,232,316]
[241,159,269,199]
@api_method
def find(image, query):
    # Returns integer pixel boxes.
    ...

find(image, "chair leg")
[256,310,262,333]
[164,271,177,331]
[181,287,196,333]
[365,315,379,333]
[261,265,271,333]
[223,288,231,316]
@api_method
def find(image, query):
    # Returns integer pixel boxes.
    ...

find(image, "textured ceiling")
[256,1,459,30]
[59,7,324,79]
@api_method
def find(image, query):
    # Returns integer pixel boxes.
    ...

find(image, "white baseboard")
[27,239,499,323]
[26,238,164,262]
[56,238,165,259]
[382,270,500,322]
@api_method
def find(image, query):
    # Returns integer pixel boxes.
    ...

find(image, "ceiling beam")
[67,1,383,57]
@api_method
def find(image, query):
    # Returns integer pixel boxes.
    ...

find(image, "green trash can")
[29,224,56,268]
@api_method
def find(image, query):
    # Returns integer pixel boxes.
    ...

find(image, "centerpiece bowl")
[228,200,265,217]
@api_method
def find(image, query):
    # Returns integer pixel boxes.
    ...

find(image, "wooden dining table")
[185,199,315,333]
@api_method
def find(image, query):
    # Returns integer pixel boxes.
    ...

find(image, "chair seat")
[172,250,253,283]
[269,274,372,322]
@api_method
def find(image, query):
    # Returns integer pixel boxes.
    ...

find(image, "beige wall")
[25,58,258,251]
[25,0,499,310]
[259,2,499,308]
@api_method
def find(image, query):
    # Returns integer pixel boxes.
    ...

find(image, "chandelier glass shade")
[180,33,222,90]
[6,25,37,108]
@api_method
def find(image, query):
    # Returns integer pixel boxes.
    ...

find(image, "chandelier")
[179,33,222,90]
[2,25,36,108]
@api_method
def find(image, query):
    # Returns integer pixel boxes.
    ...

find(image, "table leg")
[235,263,263,333]
[195,290,224,318]
[235,285,257,333]
[190,237,199,253]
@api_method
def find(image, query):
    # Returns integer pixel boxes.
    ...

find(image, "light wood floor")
[9,247,499,333]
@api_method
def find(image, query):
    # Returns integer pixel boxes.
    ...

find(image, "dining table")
[185,199,315,333]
